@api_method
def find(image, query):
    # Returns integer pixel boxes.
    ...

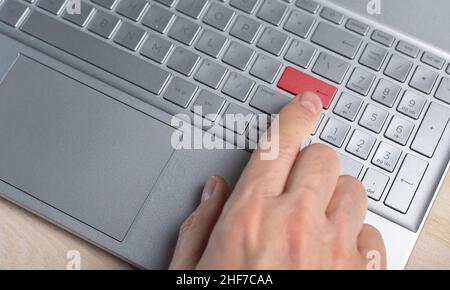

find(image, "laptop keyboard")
[0,0,449,232]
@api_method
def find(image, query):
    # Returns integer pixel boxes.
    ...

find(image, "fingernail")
[299,92,323,114]
[201,176,217,202]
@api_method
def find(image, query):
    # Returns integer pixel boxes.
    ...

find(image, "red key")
[277,67,337,109]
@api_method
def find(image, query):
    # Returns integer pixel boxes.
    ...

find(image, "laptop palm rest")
[0,55,176,241]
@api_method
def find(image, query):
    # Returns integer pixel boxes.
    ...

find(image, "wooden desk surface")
[1,174,449,269]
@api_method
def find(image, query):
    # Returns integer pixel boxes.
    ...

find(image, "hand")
[169,92,386,270]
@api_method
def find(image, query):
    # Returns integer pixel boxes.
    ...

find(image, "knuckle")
[305,144,340,166]
[301,144,340,176]
[338,175,368,207]
[280,102,317,128]
[295,185,322,205]
[179,212,199,235]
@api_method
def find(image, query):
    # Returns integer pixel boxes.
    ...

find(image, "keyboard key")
[385,116,414,146]
[250,85,291,114]
[372,142,402,173]
[284,39,316,69]
[359,104,388,133]
[257,27,289,56]
[346,67,376,96]
[421,52,445,70]
[113,22,146,51]
[167,47,201,76]
[22,11,170,95]
[278,66,337,109]
[230,14,262,43]
[222,72,255,102]
[283,10,315,39]
[411,103,450,158]
[435,77,450,104]
[155,0,176,8]
[163,77,198,108]
[396,40,420,58]
[409,66,438,94]
[88,10,120,39]
[256,0,288,26]
[250,54,283,83]
[0,0,29,27]
[337,153,363,178]
[176,0,208,19]
[312,52,350,84]
[220,103,254,135]
[397,91,426,120]
[384,54,413,83]
[371,79,401,108]
[333,92,363,122]
[194,59,228,89]
[203,3,234,31]
[37,0,66,15]
[222,41,255,71]
[62,2,95,27]
[91,0,117,10]
[345,18,369,36]
[320,118,350,147]
[359,43,388,71]
[195,29,228,58]
[371,29,395,47]
[295,0,320,14]
[320,7,344,24]
[168,16,201,46]
[140,34,173,64]
[312,113,324,135]
[142,4,174,33]
[363,168,389,201]
[230,0,259,14]
[116,0,148,21]
[191,90,226,121]
[385,154,428,213]
[346,129,376,160]
[311,22,362,59]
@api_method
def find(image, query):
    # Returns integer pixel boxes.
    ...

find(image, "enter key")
[385,154,428,214]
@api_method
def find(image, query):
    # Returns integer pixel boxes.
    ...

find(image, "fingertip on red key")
[277,67,337,109]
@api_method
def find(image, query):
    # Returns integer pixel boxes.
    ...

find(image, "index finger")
[234,92,323,197]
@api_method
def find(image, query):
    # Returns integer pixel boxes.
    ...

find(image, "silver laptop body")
[0,0,449,269]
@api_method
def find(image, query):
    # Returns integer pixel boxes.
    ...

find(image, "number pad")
[346,129,376,160]
[320,118,351,148]
[346,67,376,96]
[372,142,402,172]
[362,168,389,201]
[397,91,426,120]
[409,66,438,94]
[384,116,414,145]
[333,92,363,122]
[384,54,413,83]
[359,104,389,133]
[371,79,401,108]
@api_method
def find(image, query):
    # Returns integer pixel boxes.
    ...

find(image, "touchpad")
[0,55,176,241]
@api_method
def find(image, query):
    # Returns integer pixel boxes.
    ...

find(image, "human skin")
[169,92,386,270]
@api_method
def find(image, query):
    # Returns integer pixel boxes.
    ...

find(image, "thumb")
[169,176,230,269]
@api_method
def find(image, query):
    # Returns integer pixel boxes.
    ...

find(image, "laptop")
[0,0,448,269]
